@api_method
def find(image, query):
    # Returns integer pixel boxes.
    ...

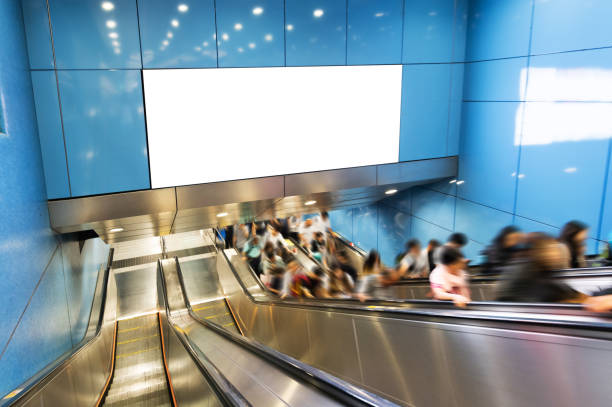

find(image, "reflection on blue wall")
[286,0,346,66]
[216,0,285,67]
[347,0,403,65]
[58,70,150,197]
[23,0,466,199]
[138,0,217,68]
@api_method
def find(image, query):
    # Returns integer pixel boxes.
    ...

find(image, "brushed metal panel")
[49,188,176,232]
[377,157,458,185]
[176,176,284,209]
[285,166,377,196]
[271,307,311,360]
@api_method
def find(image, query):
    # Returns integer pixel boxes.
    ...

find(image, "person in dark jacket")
[481,226,525,274]
[559,220,589,269]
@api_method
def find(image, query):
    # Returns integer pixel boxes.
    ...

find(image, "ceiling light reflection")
[313,9,324,18]
[264,33,273,42]
[171,19,179,27]
[217,212,228,217]
[304,200,316,206]
[449,179,457,184]
[167,31,173,38]
[108,32,118,39]
[248,42,256,49]
[456,180,465,185]
[252,6,264,15]
[234,23,243,31]
[385,188,398,195]
[286,24,294,31]
[178,4,189,13]
[101,2,114,11]
[106,20,117,29]
[109,227,124,233]
[222,33,229,41]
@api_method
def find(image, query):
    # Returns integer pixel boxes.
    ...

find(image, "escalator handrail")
[217,245,612,333]
[156,260,251,407]
[173,257,399,407]
[3,248,115,406]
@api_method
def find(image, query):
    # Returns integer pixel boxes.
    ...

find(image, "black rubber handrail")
[216,242,612,335]
[156,260,250,407]
[3,248,115,406]
[173,257,399,407]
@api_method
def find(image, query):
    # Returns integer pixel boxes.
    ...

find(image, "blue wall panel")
[352,204,378,252]
[454,198,513,245]
[30,71,70,199]
[286,0,346,66]
[458,102,521,212]
[21,0,54,69]
[411,187,455,231]
[526,48,612,102]
[215,0,285,67]
[329,208,354,241]
[410,216,452,245]
[516,129,609,229]
[138,0,217,68]
[600,150,612,243]
[466,0,533,61]
[58,70,149,196]
[531,0,612,55]
[453,0,469,62]
[448,63,464,155]
[464,58,528,101]
[399,64,450,161]
[347,0,403,65]
[402,0,454,63]
[0,250,72,397]
[378,203,410,265]
[382,187,412,214]
[0,0,58,353]
[49,0,142,69]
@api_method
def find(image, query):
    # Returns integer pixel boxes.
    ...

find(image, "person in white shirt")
[313,211,332,235]
[233,223,251,252]
[263,224,289,250]
[298,218,317,248]
[288,215,302,241]
[397,239,428,278]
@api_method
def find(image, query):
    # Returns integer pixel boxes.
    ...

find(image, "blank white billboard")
[143,65,402,188]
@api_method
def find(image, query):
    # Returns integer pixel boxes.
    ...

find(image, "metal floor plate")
[103,314,171,407]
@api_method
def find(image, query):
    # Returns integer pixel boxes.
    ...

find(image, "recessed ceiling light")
[456,180,465,185]
[109,227,124,233]
[178,4,189,13]
[385,188,398,195]
[217,212,228,217]
[101,2,114,12]
[304,200,316,206]
[449,179,457,184]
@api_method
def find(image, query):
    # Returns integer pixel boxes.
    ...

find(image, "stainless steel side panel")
[216,250,612,407]
[15,274,118,407]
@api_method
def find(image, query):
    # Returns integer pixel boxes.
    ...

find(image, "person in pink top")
[429,246,471,307]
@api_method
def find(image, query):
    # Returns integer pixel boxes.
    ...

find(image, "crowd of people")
[222,214,612,313]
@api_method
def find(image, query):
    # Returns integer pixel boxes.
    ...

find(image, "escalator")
[4,232,397,407]
[181,231,612,407]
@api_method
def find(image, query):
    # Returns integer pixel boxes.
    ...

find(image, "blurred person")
[261,242,285,287]
[328,261,355,298]
[429,246,471,307]
[253,221,267,237]
[397,239,428,279]
[288,215,302,241]
[242,235,263,277]
[584,295,612,312]
[310,231,327,263]
[355,250,388,301]
[496,233,588,303]
[314,211,332,235]
[224,225,234,249]
[434,232,469,266]
[233,223,251,252]
[263,224,289,250]
[559,220,589,269]
[336,250,358,282]
[424,239,441,272]
[298,218,317,248]
[280,256,305,299]
[290,266,328,298]
[481,226,525,274]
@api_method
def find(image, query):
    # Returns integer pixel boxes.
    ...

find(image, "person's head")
[439,246,465,273]
[314,231,324,243]
[263,241,275,259]
[336,250,349,263]
[526,233,567,271]
[304,218,313,228]
[363,250,381,274]
[329,261,345,279]
[252,236,260,246]
[427,239,441,251]
[447,233,468,248]
[321,211,329,221]
[307,266,324,281]
[494,225,524,250]
[268,224,279,235]
[405,239,421,256]
[559,220,589,249]
[286,256,300,274]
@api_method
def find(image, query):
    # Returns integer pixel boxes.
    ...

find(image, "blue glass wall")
[333,0,612,262]
[0,0,110,397]
[22,0,466,199]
